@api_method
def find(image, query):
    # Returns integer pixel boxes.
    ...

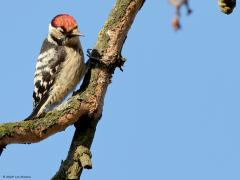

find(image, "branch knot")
[74,145,92,169]
[87,49,126,73]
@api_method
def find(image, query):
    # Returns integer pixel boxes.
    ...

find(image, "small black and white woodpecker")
[26,14,85,120]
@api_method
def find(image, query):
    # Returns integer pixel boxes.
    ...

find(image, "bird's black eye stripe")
[68,26,78,34]
[66,34,74,38]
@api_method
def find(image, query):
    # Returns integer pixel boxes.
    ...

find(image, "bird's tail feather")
[25,94,49,120]
[0,145,6,157]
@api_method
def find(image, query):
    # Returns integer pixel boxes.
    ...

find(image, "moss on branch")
[53,0,145,179]
[0,0,145,179]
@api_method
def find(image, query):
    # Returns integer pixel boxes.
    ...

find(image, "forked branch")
[0,0,145,179]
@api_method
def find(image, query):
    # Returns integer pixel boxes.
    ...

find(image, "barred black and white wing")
[26,39,66,119]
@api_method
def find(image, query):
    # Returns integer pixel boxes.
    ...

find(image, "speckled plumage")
[26,14,85,120]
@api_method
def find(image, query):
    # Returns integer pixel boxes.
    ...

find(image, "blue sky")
[1,1,240,180]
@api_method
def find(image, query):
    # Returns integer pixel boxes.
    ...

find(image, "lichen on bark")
[0,0,145,179]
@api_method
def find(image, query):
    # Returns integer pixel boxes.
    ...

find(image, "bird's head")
[49,14,83,46]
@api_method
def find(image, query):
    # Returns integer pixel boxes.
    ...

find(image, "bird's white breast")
[50,46,85,105]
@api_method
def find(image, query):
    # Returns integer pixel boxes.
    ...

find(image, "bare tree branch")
[169,0,192,31]
[52,0,145,179]
[0,93,90,146]
[0,0,145,179]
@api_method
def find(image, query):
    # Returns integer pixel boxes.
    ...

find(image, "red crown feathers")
[51,14,77,32]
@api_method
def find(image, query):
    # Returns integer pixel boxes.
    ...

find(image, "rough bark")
[0,0,145,179]
[53,1,145,179]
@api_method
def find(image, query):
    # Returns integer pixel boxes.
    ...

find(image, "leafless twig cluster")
[169,0,192,31]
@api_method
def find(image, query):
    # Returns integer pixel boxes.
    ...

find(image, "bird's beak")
[71,29,84,37]
[79,33,85,37]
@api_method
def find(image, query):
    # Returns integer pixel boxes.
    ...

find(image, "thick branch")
[0,97,89,146]
[0,0,144,179]
[53,0,145,179]
[52,115,98,180]
[0,0,144,149]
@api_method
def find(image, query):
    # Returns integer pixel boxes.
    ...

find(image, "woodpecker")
[26,14,85,120]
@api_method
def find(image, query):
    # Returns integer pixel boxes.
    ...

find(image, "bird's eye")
[57,27,64,32]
